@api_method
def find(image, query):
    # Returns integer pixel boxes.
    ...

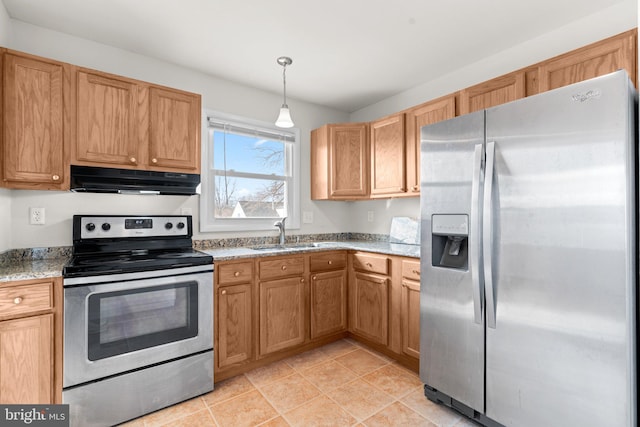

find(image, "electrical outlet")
[30,207,45,225]
[302,211,314,224]
[367,211,374,222]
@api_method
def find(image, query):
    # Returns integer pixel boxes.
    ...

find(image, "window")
[200,112,300,232]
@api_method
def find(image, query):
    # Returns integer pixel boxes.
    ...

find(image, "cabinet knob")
[312,275,317,280]
[234,271,240,277]
[52,175,60,181]
[13,297,23,305]
[221,289,227,295]
[328,260,333,265]
[129,157,137,163]
[281,265,287,270]
[300,278,305,283]
[366,262,373,267]
[412,185,419,192]
[151,158,158,164]
[413,270,420,275]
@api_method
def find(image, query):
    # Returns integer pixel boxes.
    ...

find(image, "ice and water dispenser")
[431,214,469,270]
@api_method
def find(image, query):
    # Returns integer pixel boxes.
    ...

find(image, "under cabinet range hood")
[70,165,200,195]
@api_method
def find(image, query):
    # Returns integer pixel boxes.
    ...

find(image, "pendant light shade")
[275,56,294,128]
[276,106,294,128]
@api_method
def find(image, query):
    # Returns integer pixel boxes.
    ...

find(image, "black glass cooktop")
[63,249,213,278]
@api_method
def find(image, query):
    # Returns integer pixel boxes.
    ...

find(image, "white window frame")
[199,110,300,233]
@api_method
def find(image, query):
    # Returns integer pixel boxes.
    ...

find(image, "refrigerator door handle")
[483,141,497,329]
[470,143,484,325]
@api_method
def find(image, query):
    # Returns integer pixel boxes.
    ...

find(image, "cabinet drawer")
[259,257,305,280]
[218,261,253,285]
[352,253,389,275]
[402,259,421,281]
[310,252,347,272]
[0,281,53,319]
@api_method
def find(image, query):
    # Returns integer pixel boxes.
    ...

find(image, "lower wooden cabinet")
[0,314,53,403]
[401,279,421,359]
[259,276,306,355]
[217,284,253,369]
[0,277,61,404]
[310,269,347,339]
[213,251,420,380]
[401,259,421,359]
[351,272,389,345]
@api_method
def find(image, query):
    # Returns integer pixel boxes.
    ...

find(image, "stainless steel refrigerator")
[419,70,637,427]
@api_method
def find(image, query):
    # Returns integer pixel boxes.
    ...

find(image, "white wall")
[7,21,351,249]
[0,1,12,252]
[346,0,638,235]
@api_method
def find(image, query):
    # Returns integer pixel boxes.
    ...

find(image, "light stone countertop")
[203,240,420,261]
[0,241,420,282]
[0,258,69,283]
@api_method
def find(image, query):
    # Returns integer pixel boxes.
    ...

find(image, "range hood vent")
[70,165,200,196]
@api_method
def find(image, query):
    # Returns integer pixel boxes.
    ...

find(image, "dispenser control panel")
[432,214,468,236]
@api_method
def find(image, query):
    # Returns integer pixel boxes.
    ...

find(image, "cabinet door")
[405,96,456,194]
[352,272,388,345]
[459,71,525,115]
[538,29,636,92]
[259,277,305,355]
[330,123,369,198]
[74,69,140,168]
[401,279,420,359]
[217,284,253,369]
[148,86,201,172]
[0,314,53,403]
[310,269,347,339]
[2,53,67,189]
[370,113,406,197]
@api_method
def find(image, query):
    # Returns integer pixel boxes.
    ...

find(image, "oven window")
[87,281,198,361]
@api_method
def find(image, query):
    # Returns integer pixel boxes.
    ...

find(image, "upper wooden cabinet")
[1,50,70,190]
[148,87,201,171]
[72,68,201,173]
[404,95,456,194]
[311,123,369,200]
[369,113,406,198]
[459,71,525,115]
[74,69,140,168]
[537,29,637,93]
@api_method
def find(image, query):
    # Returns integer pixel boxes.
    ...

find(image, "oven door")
[63,265,213,388]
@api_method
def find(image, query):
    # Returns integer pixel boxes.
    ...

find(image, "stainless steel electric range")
[62,215,214,427]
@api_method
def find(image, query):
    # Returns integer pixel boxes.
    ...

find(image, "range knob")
[86,223,96,232]
[165,222,173,230]
[101,223,111,231]
[176,222,185,230]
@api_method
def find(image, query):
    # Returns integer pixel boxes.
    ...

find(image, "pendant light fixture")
[275,56,294,128]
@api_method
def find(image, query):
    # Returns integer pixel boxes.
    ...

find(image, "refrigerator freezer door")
[419,110,485,412]
[485,71,637,427]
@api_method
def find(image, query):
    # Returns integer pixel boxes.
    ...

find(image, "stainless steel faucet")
[274,217,286,245]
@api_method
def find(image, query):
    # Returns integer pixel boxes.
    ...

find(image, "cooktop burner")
[63,215,213,278]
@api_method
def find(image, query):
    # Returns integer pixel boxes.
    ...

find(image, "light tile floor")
[121,339,480,427]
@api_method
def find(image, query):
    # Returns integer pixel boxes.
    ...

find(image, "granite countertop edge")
[0,241,420,282]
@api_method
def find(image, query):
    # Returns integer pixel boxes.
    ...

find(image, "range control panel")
[75,215,191,239]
